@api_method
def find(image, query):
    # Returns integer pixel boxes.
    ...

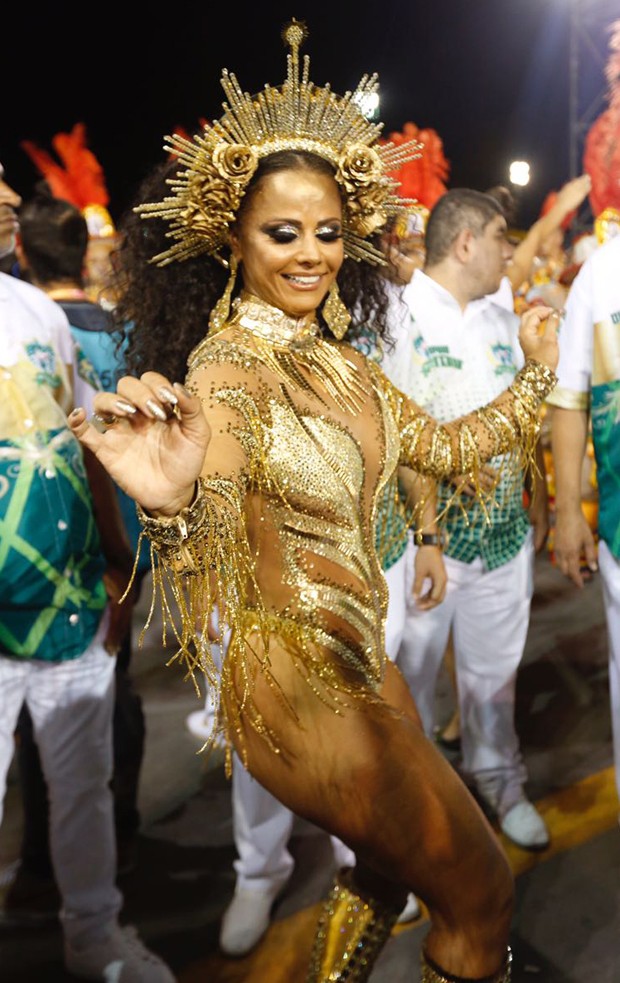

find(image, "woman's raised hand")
[69,372,210,516]
[517,305,561,373]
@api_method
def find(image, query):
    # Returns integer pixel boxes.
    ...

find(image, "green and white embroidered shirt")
[400,271,530,569]
[0,274,107,661]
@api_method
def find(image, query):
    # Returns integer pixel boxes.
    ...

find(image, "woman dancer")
[70,22,558,982]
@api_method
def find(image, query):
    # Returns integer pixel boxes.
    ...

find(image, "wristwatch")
[414,531,447,548]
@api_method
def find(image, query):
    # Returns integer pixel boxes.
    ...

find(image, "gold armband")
[508,358,557,409]
[421,946,512,982]
[136,482,208,571]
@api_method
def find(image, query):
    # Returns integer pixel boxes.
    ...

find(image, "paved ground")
[0,552,618,981]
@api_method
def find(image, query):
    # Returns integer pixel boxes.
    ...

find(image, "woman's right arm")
[68,360,255,693]
[68,357,255,560]
[69,371,210,516]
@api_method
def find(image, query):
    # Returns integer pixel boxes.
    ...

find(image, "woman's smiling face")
[231,166,344,322]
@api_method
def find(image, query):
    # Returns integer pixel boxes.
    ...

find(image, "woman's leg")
[229,653,513,980]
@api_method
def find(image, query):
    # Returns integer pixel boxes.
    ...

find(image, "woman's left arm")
[374,307,560,483]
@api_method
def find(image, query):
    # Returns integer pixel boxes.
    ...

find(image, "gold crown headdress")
[137,20,423,267]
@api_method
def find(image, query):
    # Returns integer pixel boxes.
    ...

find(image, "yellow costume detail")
[136,294,556,771]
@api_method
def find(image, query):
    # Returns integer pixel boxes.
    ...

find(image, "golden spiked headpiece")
[137,20,423,267]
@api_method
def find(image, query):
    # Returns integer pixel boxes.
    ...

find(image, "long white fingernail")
[158,386,178,405]
[115,399,137,414]
[146,399,167,421]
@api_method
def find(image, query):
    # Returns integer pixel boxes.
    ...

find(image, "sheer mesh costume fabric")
[140,295,552,784]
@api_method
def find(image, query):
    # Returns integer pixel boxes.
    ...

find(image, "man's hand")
[555,174,592,215]
[553,506,598,588]
[412,545,447,610]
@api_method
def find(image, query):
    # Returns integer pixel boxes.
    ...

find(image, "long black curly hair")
[111,150,400,383]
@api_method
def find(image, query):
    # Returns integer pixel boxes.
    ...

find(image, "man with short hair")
[397,188,551,851]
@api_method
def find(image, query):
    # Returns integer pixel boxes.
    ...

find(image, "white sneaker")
[500,800,550,851]
[185,708,227,750]
[65,924,176,981]
[185,709,215,742]
[219,888,275,956]
[396,892,420,924]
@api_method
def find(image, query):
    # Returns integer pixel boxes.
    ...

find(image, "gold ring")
[91,412,119,433]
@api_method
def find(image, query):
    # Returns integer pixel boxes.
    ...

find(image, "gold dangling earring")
[208,255,238,333]
[322,281,351,340]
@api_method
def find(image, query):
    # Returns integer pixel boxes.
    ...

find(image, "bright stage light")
[509,160,531,187]
[353,91,380,120]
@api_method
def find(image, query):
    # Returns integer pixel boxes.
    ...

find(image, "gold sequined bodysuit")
[143,293,555,762]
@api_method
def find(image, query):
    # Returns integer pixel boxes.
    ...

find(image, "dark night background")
[2,0,617,230]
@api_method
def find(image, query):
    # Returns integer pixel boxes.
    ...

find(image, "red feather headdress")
[583,19,620,223]
[21,123,116,238]
[383,121,450,210]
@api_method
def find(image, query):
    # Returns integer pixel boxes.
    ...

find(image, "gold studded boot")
[421,947,512,982]
[306,871,400,982]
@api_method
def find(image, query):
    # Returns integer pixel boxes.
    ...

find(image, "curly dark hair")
[112,151,399,383]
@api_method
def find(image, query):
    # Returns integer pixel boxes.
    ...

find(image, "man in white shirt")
[547,234,620,802]
[398,188,551,851]
[0,163,174,982]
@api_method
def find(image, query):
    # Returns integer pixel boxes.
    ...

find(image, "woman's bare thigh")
[227,651,510,916]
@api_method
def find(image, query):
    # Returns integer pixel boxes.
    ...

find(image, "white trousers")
[0,624,122,946]
[216,550,409,894]
[595,540,620,800]
[398,530,534,815]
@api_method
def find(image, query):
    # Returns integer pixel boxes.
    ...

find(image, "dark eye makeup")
[316,226,343,242]
[262,222,342,244]
[265,226,298,243]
